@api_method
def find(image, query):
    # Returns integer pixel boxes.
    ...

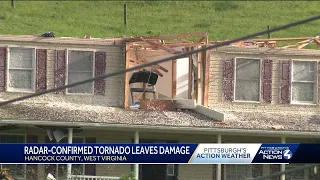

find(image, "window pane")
[0,135,25,143]
[292,82,314,102]
[1,165,25,178]
[293,61,315,81]
[167,165,174,176]
[226,165,249,180]
[58,164,83,179]
[9,69,32,89]
[9,48,33,69]
[285,164,304,180]
[68,51,93,72]
[68,72,93,93]
[72,164,84,175]
[235,79,259,101]
[236,59,260,80]
[58,165,67,180]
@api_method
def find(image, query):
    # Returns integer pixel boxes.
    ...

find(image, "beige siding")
[0,44,125,107]
[105,46,126,107]
[179,165,213,180]
[208,46,320,113]
[46,49,55,89]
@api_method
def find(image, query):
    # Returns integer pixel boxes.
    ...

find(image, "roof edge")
[1,119,319,138]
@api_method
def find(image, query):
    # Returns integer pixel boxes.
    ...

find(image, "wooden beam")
[197,36,206,44]
[188,47,193,99]
[205,33,209,44]
[153,65,168,73]
[203,46,210,106]
[281,44,298,49]
[197,46,203,105]
[172,59,176,98]
[124,44,130,108]
[159,32,207,40]
[135,51,169,74]
[298,41,312,49]
[253,37,313,41]
[141,38,181,54]
[152,69,163,77]
[315,38,320,47]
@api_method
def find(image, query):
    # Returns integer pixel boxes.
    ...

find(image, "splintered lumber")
[141,38,181,54]
[315,39,320,47]
[253,37,313,41]
[159,32,207,40]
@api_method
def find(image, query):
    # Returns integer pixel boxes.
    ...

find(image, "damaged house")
[0,33,320,180]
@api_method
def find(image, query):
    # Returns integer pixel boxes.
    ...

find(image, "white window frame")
[290,60,318,105]
[54,136,86,179]
[0,134,27,180]
[234,57,262,103]
[66,49,95,95]
[167,164,175,176]
[6,46,36,93]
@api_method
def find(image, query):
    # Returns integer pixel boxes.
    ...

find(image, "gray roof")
[1,101,320,132]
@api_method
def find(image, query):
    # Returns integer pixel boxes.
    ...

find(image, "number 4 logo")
[283,150,293,160]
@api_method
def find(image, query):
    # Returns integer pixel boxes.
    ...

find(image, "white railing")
[70,175,121,180]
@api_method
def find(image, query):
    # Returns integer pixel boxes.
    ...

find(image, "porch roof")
[1,101,320,136]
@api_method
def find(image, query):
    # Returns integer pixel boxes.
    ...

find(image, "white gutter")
[1,119,320,138]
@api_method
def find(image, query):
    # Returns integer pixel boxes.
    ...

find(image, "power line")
[0,15,319,106]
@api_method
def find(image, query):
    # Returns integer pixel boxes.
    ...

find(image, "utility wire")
[0,15,320,106]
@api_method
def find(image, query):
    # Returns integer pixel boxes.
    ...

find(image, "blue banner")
[0,143,318,164]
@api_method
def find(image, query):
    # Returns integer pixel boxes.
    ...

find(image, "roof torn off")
[210,36,320,49]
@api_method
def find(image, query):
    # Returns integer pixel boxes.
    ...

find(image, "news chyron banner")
[0,143,317,164]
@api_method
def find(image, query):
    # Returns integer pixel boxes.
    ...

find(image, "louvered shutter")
[280,60,291,103]
[85,137,96,175]
[261,59,273,103]
[36,49,47,92]
[54,50,66,93]
[0,47,6,91]
[26,135,38,180]
[94,52,106,95]
[223,58,235,101]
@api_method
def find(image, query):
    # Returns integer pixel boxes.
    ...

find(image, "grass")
[0,1,319,43]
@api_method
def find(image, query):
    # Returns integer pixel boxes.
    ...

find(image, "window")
[46,136,85,179]
[285,164,305,180]
[235,58,260,101]
[167,164,175,176]
[292,61,316,103]
[67,50,94,94]
[225,165,251,180]
[57,164,84,180]
[0,135,26,179]
[8,47,35,91]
